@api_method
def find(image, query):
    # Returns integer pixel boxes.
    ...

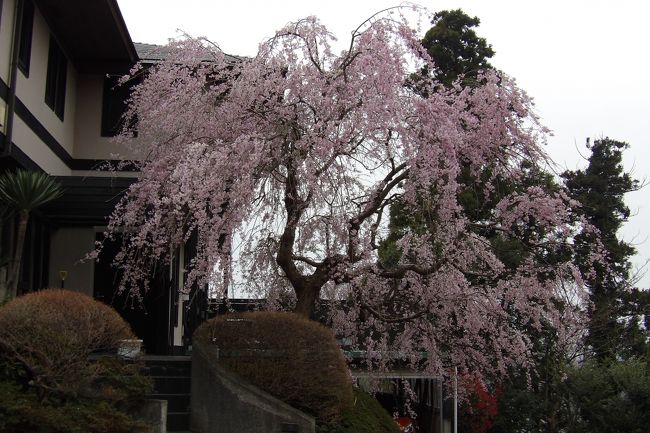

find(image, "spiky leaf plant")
[0,170,62,299]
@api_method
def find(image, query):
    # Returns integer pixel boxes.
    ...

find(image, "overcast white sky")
[116,0,650,287]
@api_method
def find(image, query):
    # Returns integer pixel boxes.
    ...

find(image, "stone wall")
[137,399,167,433]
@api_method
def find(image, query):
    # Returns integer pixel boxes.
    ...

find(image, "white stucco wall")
[2,1,142,168]
[0,0,16,135]
[73,73,136,160]
[0,0,15,85]
[14,4,77,157]
[12,115,69,174]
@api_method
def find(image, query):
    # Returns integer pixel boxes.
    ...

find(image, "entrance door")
[93,233,172,354]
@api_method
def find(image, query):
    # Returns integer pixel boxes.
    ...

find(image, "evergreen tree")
[561,359,650,433]
[381,9,501,269]
[563,138,648,360]
[491,139,649,433]
[421,9,495,87]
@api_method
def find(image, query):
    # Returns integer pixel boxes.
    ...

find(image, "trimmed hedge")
[194,311,353,421]
[0,289,135,399]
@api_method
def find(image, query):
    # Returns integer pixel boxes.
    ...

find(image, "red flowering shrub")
[461,375,501,433]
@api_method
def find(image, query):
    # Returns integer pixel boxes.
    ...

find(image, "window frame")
[101,74,141,137]
[17,0,35,77]
[101,76,127,137]
[44,34,67,121]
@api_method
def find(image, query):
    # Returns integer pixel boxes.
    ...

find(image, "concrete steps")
[141,356,192,433]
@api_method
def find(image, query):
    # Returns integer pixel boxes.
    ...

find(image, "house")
[0,0,204,355]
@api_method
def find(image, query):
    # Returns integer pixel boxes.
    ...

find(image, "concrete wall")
[191,342,315,433]
[137,399,167,433]
[48,227,95,295]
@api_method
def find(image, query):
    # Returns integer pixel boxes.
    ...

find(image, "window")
[17,0,34,76]
[101,75,140,137]
[45,35,67,120]
[101,76,130,136]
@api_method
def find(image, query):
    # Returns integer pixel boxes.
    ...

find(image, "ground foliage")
[561,358,650,433]
[316,388,400,433]
[194,311,353,421]
[0,377,150,433]
[102,8,602,387]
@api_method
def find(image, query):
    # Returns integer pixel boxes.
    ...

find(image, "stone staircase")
[142,356,192,433]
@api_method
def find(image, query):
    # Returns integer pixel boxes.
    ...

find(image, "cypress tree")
[563,138,648,360]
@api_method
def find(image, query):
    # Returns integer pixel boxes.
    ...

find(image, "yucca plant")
[0,170,62,299]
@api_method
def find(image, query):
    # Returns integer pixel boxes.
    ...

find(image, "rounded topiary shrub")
[194,311,353,421]
[0,289,135,399]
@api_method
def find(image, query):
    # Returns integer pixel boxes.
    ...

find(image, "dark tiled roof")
[133,42,173,61]
[133,42,242,63]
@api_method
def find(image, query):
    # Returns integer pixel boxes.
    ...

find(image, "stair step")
[146,393,190,412]
[142,363,192,377]
[142,355,192,362]
[140,356,192,432]
[167,412,190,431]
[150,376,191,394]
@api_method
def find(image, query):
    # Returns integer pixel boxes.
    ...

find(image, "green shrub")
[0,289,134,400]
[562,359,650,433]
[0,380,150,433]
[194,311,353,421]
[316,388,401,433]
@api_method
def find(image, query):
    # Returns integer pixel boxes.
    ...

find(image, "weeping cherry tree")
[100,11,602,384]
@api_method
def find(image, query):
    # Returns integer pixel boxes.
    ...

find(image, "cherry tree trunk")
[294,285,320,318]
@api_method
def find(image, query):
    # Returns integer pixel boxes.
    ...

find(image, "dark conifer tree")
[563,138,648,360]
[422,9,495,87]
